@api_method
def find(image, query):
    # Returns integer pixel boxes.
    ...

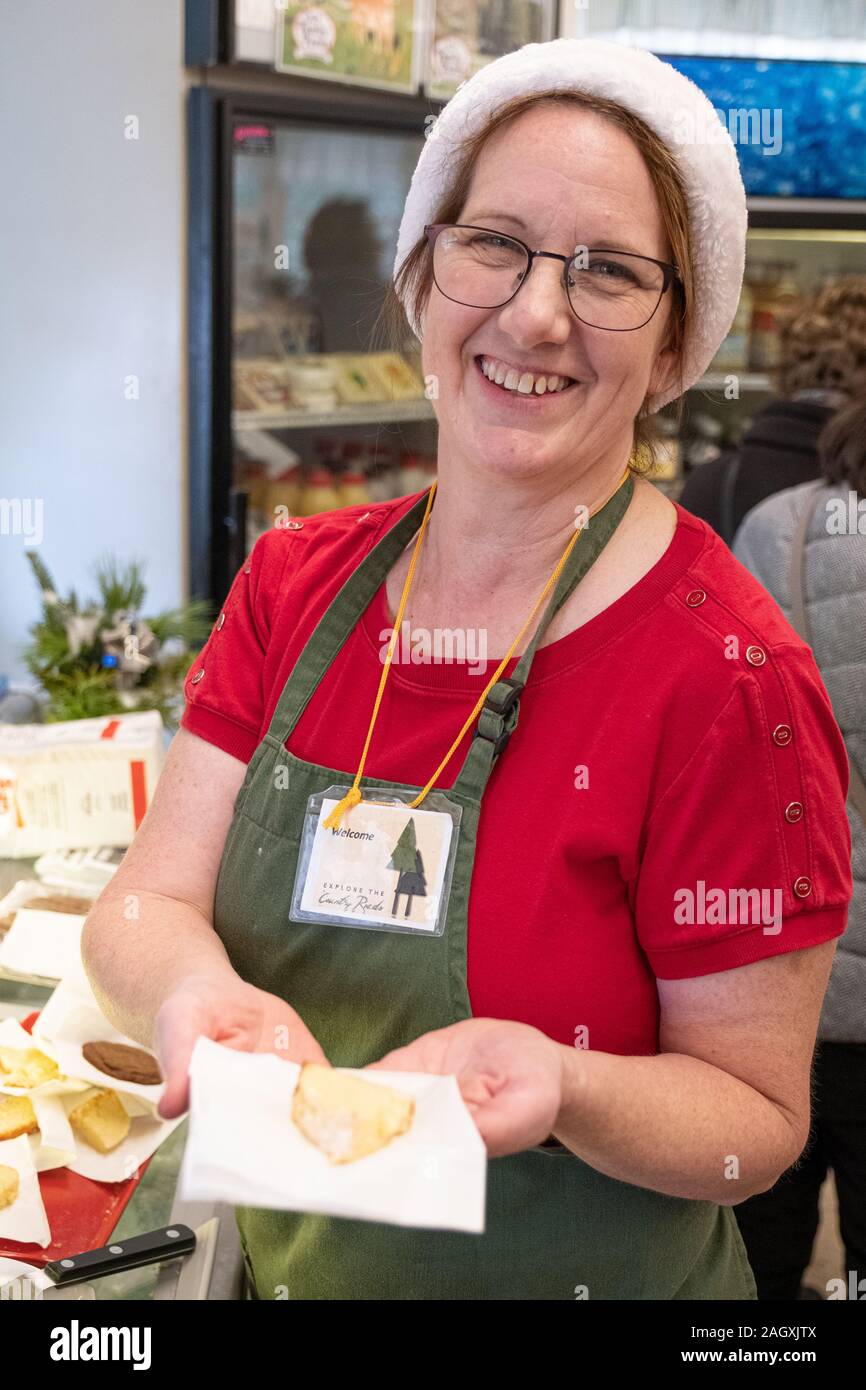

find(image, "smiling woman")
[82,38,853,1303]
[381,87,695,471]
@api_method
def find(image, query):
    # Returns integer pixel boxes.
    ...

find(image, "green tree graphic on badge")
[388,818,427,919]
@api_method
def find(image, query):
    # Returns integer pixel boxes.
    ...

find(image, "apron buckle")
[475,677,524,756]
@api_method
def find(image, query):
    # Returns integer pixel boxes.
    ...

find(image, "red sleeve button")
[785,801,804,822]
[773,724,793,745]
[191,669,205,685]
[216,613,225,631]
[793,876,813,898]
[746,645,766,666]
[685,589,706,607]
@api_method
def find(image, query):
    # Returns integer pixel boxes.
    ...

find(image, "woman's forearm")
[80,885,236,1049]
[552,1046,803,1205]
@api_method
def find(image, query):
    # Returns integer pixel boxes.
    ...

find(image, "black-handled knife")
[43,1224,197,1288]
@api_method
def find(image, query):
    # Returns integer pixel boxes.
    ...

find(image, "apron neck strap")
[266,492,438,747]
[452,471,634,801]
[264,473,635,802]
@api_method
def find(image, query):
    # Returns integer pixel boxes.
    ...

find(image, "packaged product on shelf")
[337,473,372,508]
[365,445,400,502]
[331,354,389,406]
[0,712,165,858]
[266,466,303,527]
[650,417,681,482]
[398,452,431,495]
[234,358,293,414]
[748,264,799,372]
[365,352,426,401]
[298,470,341,515]
[712,282,753,372]
[283,355,338,411]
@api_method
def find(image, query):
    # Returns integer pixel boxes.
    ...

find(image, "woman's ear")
[647,343,681,403]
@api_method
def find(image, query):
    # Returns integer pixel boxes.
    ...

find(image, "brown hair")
[374,90,694,474]
[776,275,866,401]
[818,379,866,499]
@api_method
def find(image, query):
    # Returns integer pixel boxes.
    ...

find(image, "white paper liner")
[57,1086,185,1183]
[179,1038,486,1234]
[0,908,87,983]
[29,1094,76,1172]
[0,1133,51,1247]
[32,979,165,1111]
[0,1018,89,1099]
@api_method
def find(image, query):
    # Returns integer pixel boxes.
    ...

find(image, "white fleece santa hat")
[394,38,748,414]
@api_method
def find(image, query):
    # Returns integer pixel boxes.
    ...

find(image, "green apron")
[212,479,757,1301]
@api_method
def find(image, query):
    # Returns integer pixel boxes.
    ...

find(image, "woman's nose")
[496,256,574,341]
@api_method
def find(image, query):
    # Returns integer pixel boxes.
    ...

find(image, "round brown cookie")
[82,1040,163,1086]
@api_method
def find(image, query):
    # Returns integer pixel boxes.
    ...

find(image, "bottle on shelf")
[397,451,429,497]
[299,468,341,515]
[366,444,399,502]
[713,281,753,373]
[265,466,303,527]
[337,472,372,508]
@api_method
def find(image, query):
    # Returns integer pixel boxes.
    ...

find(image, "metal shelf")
[233,398,435,432]
[694,372,773,393]
[232,372,774,435]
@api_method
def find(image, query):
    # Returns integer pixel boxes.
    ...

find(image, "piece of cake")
[68,1089,130,1153]
[0,1164,19,1209]
[0,1094,38,1139]
[291,1063,414,1164]
[0,1045,59,1088]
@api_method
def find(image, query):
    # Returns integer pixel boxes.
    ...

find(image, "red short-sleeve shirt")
[181,493,853,1056]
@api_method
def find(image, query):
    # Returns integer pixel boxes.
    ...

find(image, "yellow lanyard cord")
[323,466,632,829]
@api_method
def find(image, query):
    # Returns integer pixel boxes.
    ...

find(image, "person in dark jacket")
[679,277,866,544]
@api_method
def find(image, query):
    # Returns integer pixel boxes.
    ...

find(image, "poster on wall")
[275,0,421,93]
[425,0,553,101]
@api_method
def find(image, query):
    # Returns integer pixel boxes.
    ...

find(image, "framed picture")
[424,0,554,101]
[275,0,422,93]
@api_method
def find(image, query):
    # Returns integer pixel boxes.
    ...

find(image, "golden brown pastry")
[0,1093,38,1140]
[0,1045,59,1088]
[68,1089,130,1154]
[0,1163,19,1209]
[82,1040,163,1086]
[291,1063,414,1164]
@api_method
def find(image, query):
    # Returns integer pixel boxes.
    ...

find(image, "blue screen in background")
[663,55,866,198]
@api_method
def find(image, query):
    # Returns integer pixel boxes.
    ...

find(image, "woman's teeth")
[478,354,574,395]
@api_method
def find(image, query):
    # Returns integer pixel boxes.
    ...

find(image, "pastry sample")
[82,1040,163,1086]
[0,1045,59,1088]
[291,1063,414,1164]
[0,1094,38,1140]
[68,1089,130,1153]
[0,1164,19,1209]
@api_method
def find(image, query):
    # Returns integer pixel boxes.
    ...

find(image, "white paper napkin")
[0,908,86,983]
[0,1133,51,1247]
[179,1037,486,1234]
[32,979,165,1111]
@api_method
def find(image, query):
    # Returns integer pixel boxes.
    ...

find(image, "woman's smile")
[471,352,583,410]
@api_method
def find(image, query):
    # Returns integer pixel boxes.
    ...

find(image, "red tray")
[0,1011,152,1268]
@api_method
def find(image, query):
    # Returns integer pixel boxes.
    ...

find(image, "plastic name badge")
[290,785,462,936]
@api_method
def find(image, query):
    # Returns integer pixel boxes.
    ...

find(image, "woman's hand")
[154,971,328,1119]
[368,1018,564,1158]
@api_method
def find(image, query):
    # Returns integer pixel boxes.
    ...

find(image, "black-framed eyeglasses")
[424,223,681,332]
